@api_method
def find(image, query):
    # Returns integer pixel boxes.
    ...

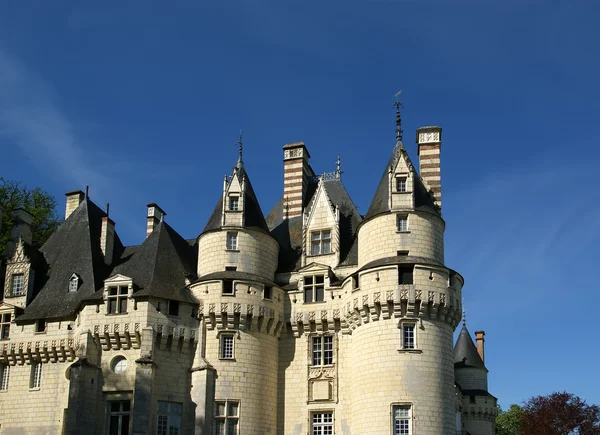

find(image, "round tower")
[348,111,463,433]
[190,151,283,435]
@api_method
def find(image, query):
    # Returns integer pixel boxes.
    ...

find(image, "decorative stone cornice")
[0,336,79,365]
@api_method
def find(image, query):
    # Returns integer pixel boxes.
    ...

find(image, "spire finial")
[394,90,404,142]
[462,310,466,327]
[335,154,342,178]
[236,130,243,165]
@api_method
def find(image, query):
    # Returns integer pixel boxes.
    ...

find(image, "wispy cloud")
[0,49,108,189]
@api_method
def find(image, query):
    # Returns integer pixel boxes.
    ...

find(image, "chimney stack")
[146,203,166,238]
[65,190,85,220]
[100,215,115,265]
[282,142,314,219]
[6,208,33,259]
[416,126,442,211]
[475,330,485,363]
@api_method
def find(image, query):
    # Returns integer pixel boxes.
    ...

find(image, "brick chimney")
[146,203,166,238]
[282,142,314,219]
[65,190,85,220]
[100,205,115,265]
[416,126,442,211]
[6,208,33,259]
[475,330,485,363]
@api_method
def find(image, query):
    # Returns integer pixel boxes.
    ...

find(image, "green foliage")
[0,178,60,258]
[497,404,523,435]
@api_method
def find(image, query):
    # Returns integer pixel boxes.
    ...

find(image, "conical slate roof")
[364,141,439,220]
[112,221,197,304]
[454,324,486,370]
[202,164,269,234]
[18,198,123,321]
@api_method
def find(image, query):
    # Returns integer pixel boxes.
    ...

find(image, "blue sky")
[1,1,599,409]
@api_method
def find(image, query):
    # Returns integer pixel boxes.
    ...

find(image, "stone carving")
[209,303,216,313]
[374,292,381,302]
[418,131,440,144]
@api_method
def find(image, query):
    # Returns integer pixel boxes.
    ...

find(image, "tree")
[497,404,523,435]
[0,178,61,259]
[521,392,600,435]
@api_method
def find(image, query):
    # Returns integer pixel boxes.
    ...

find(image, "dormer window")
[1,313,11,339]
[304,275,325,303]
[310,230,331,255]
[396,176,407,192]
[10,274,24,297]
[229,196,239,211]
[107,286,129,315]
[68,274,79,292]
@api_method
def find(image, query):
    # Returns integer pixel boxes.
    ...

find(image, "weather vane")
[393,90,404,142]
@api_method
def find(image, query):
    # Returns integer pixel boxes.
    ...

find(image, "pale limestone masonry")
[0,120,496,434]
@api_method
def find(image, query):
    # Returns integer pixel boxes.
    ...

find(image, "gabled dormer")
[388,145,416,211]
[222,163,247,228]
[103,274,134,316]
[297,262,334,304]
[302,177,340,269]
[68,273,81,292]
[3,237,35,308]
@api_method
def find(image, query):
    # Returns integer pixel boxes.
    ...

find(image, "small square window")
[226,232,238,250]
[396,177,407,193]
[1,313,11,339]
[396,215,408,232]
[10,274,24,296]
[229,197,239,211]
[36,319,46,333]
[220,334,235,359]
[398,266,413,285]
[397,250,409,256]
[222,280,234,295]
[263,286,272,300]
[225,266,237,271]
[168,301,180,317]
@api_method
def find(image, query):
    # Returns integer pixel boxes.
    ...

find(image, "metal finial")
[335,154,342,178]
[393,90,404,142]
[236,130,243,164]
[462,310,466,327]
[85,185,89,199]
[105,203,110,216]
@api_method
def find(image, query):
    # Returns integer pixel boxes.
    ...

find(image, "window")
[214,400,239,435]
[396,215,408,232]
[304,275,325,303]
[311,230,331,255]
[1,313,11,339]
[402,324,415,349]
[10,274,24,296]
[392,405,411,435]
[229,196,239,211]
[69,275,79,292]
[225,266,237,271]
[222,280,234,295]
[398,266,413,285]
[226,232,238,250]
[107,286,128,314]
[397,250,409,256]
[396,177,407,193]
[311,412,333,435]
[168,300,180,317]
[312,335,334,366]
[157,401,182,435]
[1,364,9,391]
[111,356,128,374]
[30,361,42,389]
[220,334,235,359]
[108,400,130,435]
[263,286,272,300]
[36,319,46,333]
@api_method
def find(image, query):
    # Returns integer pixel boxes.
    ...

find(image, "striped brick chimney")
[416,126,442,211]
[282,142,314,219]
[146,203,166,238]
[475,330,485,363]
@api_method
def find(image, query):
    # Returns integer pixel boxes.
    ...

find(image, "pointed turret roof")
[454,323,487,370]
[202,163,270,234]
[111,221,197,304]
[18,198,123,321]
[364,141,439,220]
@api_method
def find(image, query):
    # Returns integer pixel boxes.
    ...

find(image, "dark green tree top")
[497,404,523,435]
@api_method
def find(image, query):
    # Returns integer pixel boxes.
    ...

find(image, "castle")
[0,108,497,434]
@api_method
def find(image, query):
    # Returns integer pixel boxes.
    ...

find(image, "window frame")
[304,274,325,303]
[311,334,334,367]
[397,321,420,353]
[1,313,11,339]
[10,274,25,297]
[30,361,42,390]
[35,319,47,334]
[263,286,273,300]
[310,230,332,256]
[107,285,129,315]
[220,333,235,360]
[0,363,9,391]
[68,275,79,292]
[396,214,409,232]
[391,404,412,435]
[107,400,131,435]
[167,300,180,317]
[157,401,182,435]
[214,399,240,435]
[395,176,407,193]
[228,196,239,212]
[311,411,334,435]
[226,232,238,251]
